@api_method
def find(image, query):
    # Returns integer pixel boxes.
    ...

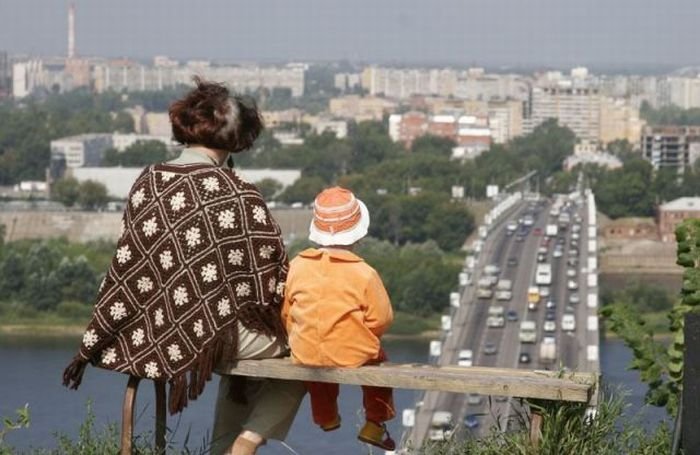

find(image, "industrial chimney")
[68,3,76,59]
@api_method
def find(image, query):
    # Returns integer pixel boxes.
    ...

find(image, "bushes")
[0,239,109,313]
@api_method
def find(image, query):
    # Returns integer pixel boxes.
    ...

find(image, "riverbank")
[0,309,442,340]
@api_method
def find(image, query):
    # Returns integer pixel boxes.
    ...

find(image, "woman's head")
[169,76,263,153]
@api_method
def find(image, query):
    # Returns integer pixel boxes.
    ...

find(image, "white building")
[51,134,113,168]
[527,86,601,141]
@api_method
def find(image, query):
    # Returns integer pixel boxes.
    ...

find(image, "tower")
[68,3,75,59]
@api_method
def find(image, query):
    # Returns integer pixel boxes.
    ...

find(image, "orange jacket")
[282,248,393,368]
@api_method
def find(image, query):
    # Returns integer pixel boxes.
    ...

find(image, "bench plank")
[226,358,596,403]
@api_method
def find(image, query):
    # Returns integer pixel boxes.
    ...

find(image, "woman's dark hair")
[169,76,263,153]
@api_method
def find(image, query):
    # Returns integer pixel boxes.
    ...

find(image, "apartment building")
[641,125,700,172]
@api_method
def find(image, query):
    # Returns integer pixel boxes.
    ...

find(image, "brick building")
[658,197,700,242]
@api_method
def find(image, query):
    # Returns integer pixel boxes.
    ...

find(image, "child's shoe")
[320,414,341,432]
[357,420,395,450]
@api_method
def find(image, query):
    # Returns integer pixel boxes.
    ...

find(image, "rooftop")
[660,197,700,212]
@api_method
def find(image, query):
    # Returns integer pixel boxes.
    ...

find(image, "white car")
[566,268,577,278]
[562,314,576,332]
[553,248,563,258]
[567,279,579,290]
[539,287,550,298]
[544,320,557,333]
[457,349,473,367]
[467,393,483,406]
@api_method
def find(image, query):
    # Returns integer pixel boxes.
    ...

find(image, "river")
[0,336,668,454]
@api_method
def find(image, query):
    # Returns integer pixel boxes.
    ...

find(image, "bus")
[535,263,552,286]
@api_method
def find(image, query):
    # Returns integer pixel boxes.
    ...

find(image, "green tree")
[278,176,326,204]
[77,180,110,210]
[101,141,170,167]
[256,178,283,200]
[52,177,81,207]
[410,135,455,158]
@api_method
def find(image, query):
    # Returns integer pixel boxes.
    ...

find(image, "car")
[545,310,556,321]
[539,287,550,298]
[567,257,579,267]
[537,253,547,263]
[565,305,575,314]
[556,236,566,245]
[483,342,498,355]
[572,224,581,233]
[544,320,557,333]
[541,238,551,247]
[538,246,548,255]
[570,248,579,257]
[515,234,525,242]
[533,227,542,236]
[570,240,579,250]
[569,293,581,305]
[467,393,483,405]
[464,414,480,429]
[494,395,508,403]
[545,299,556,310]
[562,314,576,332]
[567,279,579,290]
[572,232,580,240]
[484,264,501,276]
[566,268,577,278]
[507,257,518,267]
[519,352,532,364]
[506,310,519,322]
[553,248,563,258]
[458,349,473,367]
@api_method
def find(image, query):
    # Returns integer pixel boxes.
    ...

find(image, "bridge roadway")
[404,196,594,448]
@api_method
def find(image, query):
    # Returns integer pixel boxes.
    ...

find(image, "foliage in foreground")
[415,390,671,455]
[600,218,700,416]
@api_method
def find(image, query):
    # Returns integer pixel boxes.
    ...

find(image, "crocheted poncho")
[63,163,288,413]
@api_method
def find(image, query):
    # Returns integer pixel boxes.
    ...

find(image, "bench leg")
[121,375,141,455]
[529,411,543,448]
[155,380,166,454]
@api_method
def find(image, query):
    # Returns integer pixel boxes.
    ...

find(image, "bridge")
[402,189,600,448]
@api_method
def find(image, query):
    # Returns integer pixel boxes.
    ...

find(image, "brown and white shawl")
[63,163,288,413]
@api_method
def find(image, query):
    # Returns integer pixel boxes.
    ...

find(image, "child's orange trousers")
[304,349,395,425]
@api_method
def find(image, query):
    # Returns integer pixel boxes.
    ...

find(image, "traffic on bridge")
[401,190,600,449]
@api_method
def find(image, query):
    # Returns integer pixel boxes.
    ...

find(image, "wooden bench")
[120,359,597,454]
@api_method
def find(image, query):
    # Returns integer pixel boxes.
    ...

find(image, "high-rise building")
[527,86,601,141]
[599,97,645,146]
[488,100,524,144]
[641,125,700,172]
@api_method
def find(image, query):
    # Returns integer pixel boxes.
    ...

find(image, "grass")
[1,389,673,455]
[410,388,673,455]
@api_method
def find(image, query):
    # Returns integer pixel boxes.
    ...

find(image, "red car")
[533,228,542,236]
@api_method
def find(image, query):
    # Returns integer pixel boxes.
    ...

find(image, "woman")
[63,78,305,455]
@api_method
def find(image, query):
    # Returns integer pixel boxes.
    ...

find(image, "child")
[282,187,396,451]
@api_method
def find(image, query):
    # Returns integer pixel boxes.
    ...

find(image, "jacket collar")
[298,248,364,263]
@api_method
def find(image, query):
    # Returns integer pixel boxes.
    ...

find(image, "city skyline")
[1,0,700,71]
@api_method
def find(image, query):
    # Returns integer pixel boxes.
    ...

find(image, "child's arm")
[363,270,394,337]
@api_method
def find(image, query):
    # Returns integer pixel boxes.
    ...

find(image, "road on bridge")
[403,193,597,448]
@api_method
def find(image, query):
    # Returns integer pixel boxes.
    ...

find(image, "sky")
[1,0,699,70]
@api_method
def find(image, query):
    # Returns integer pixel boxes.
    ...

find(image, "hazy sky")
[1,0,699,69]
